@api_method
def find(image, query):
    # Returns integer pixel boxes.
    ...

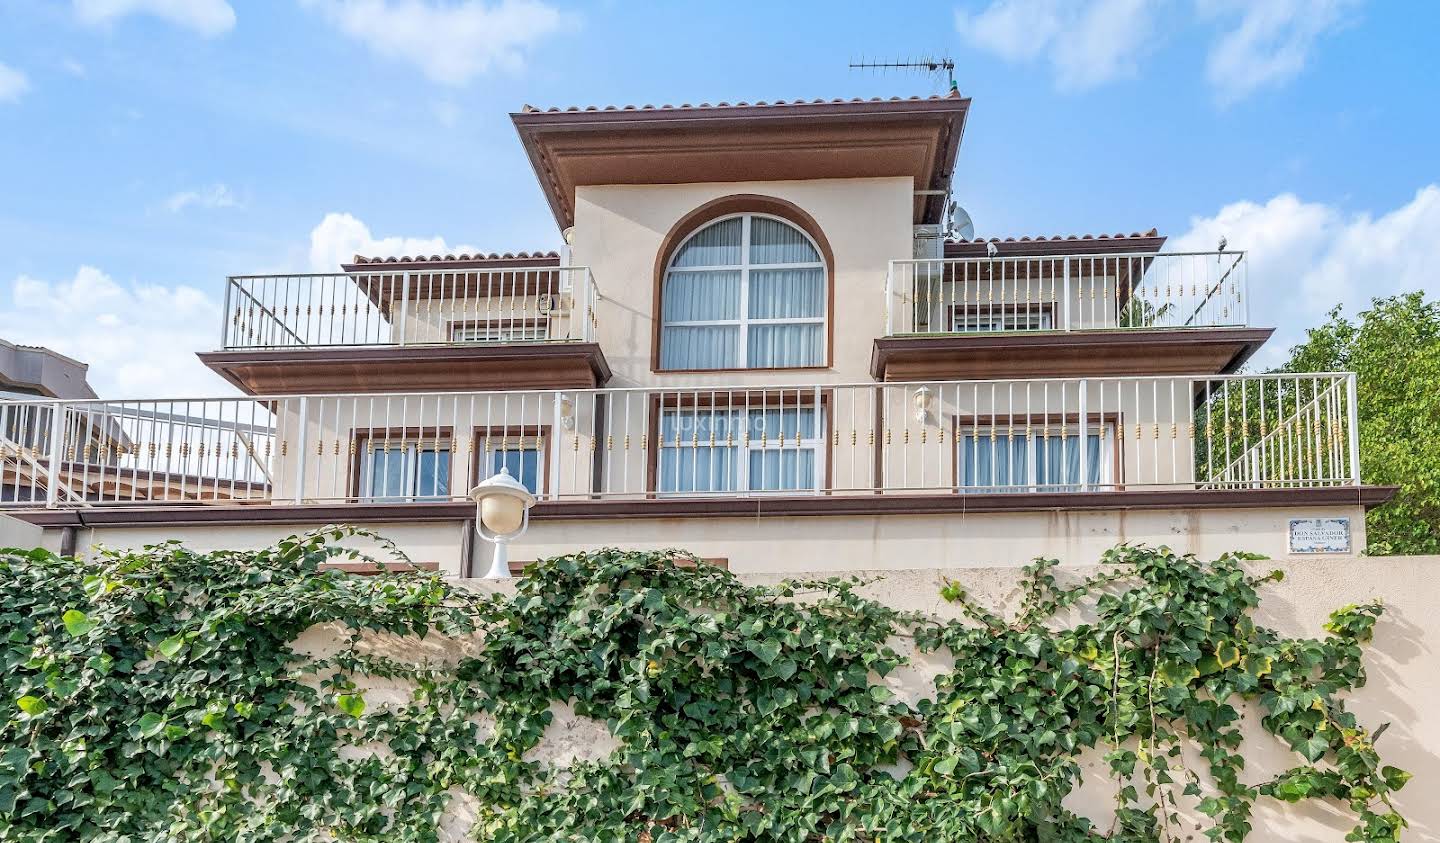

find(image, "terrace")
[0,373,1371,516]
[874,248,1269,380]
[202,259,610,393]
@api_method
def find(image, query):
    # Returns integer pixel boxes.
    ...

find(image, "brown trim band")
[871,327,1273,381]
[9,486,1398,528]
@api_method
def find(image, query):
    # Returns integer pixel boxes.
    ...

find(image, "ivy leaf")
[335,693,367,718]
[933,754,959,776]
[156,636,185,659]
[62,609,97,638]
[136,712,167,738]
[749,640,781,666]
[1292,734,1330,762]
[16,695,47,717]
[1381,766,1412,791]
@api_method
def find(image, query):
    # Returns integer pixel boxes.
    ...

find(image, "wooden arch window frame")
[650,194,837,373]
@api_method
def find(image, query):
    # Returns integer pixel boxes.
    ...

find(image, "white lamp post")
[469,467,537,579]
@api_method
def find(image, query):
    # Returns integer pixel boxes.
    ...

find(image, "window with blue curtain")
[488,447,541,495]
[658,405,822,493]
[659,214,826,370]
[364,441,450,501]
[958,430,1108,492]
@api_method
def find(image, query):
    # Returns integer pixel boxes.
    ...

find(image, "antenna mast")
[848,57,958,94]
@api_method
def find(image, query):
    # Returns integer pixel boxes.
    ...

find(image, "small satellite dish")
[948,203,976,241]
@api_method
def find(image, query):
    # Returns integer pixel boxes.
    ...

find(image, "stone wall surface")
[292,553,1440,842]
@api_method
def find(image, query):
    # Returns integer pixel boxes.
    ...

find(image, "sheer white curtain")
[659,214,825,370]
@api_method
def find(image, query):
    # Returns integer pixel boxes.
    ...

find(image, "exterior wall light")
[912,386,933,423]
[558,393,576,430]
[469,466,537,579]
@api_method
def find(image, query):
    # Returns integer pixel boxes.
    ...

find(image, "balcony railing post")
[221,278,234,349]
[44,402,65,508]
[293,396,309,504]
[884,261,895,335]
[1061,258,1072,331]
[395,272,410,346]
[1346,373,1362,486]
[579,268,594,343]
[1077,380,1089,492]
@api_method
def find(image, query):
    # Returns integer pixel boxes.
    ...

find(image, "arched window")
[659,214,826,370]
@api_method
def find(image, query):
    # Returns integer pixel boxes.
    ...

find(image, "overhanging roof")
[512,93,972,230]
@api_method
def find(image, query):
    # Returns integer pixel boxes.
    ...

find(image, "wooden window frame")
[644,389,834,497]
[470,424,552,497]
[948,302,1056,333]
[948,412,1125,493]
[651,195,836,374]
[350,426,456,502]
[447,317,553,343]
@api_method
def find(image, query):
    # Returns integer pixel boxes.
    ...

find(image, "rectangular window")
[658,405,823,494]
[361,439,451,501]
[957,424,1114,492]
[950,304,1053,333]
[449,320,550,343]
[475,429,546,496]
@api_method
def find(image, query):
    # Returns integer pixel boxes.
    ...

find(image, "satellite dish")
[948,203,976,241]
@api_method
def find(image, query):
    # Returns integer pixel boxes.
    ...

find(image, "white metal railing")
[0,373,1358,509]
[885,251,1247,336]
[220,266,599,349]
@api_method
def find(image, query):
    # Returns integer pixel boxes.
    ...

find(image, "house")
[1,92,1395,572]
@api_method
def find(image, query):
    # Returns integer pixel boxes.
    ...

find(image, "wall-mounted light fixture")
[912,386,933,423]
[469,467,537,579]
[557,393,576,430]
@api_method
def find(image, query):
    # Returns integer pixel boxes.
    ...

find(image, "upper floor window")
[659,214,826,370]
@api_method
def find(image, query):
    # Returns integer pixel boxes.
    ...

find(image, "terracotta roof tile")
[349,250,560,265]
[521,92,962,114]
[947,229,1161,246]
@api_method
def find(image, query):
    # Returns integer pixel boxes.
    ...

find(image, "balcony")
[0,374,1372,518]
[201,264,610,394]
[874,251,1271,380]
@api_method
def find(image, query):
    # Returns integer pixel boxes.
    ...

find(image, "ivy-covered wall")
[2,530,1432,842]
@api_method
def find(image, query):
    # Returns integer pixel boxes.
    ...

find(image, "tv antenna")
[848,57,958,94]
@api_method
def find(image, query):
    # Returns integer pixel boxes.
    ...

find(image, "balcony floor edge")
[9,486,1398,529]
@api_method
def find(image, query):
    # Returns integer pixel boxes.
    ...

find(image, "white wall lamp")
[557,393,576,431]
[912,386,933,423]
[469,466,537,579]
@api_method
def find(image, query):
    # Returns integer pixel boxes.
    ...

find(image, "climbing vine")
[0,529,1410,841]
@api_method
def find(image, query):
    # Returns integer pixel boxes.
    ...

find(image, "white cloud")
[73,0,236,37]
[0,266,232,397]
[62,58,87,77]
[1200,0,1359,105]
[300,0,569,85]
[0,61,30,104]
[163,183,240,213]
[954,0,1161,91]
[1172,185,1440,367]
[308,212,478,271]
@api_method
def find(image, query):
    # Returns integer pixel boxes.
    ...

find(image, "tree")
[1280,293,1440,555]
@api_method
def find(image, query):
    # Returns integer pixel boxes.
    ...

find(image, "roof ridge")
[526,92,962,114]
[349,250,562,264]
[947,228,1162,245]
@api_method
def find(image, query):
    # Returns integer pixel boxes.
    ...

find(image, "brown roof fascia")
[12,485,1399,528]
[870,327,1274,381]
[944,232,1167,258]
[512,94,972,229]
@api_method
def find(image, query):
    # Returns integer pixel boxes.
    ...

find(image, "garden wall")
[294,553,1439,841]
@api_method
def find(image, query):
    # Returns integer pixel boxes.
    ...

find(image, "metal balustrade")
[221,266,599,349]
[0,373,1358,509]
[885,251,1247,336]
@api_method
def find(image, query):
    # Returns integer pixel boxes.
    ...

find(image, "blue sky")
[1,0,1437,396]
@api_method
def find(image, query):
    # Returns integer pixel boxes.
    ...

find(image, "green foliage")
[0,533,1408,841]
[1279,292,1440,554]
